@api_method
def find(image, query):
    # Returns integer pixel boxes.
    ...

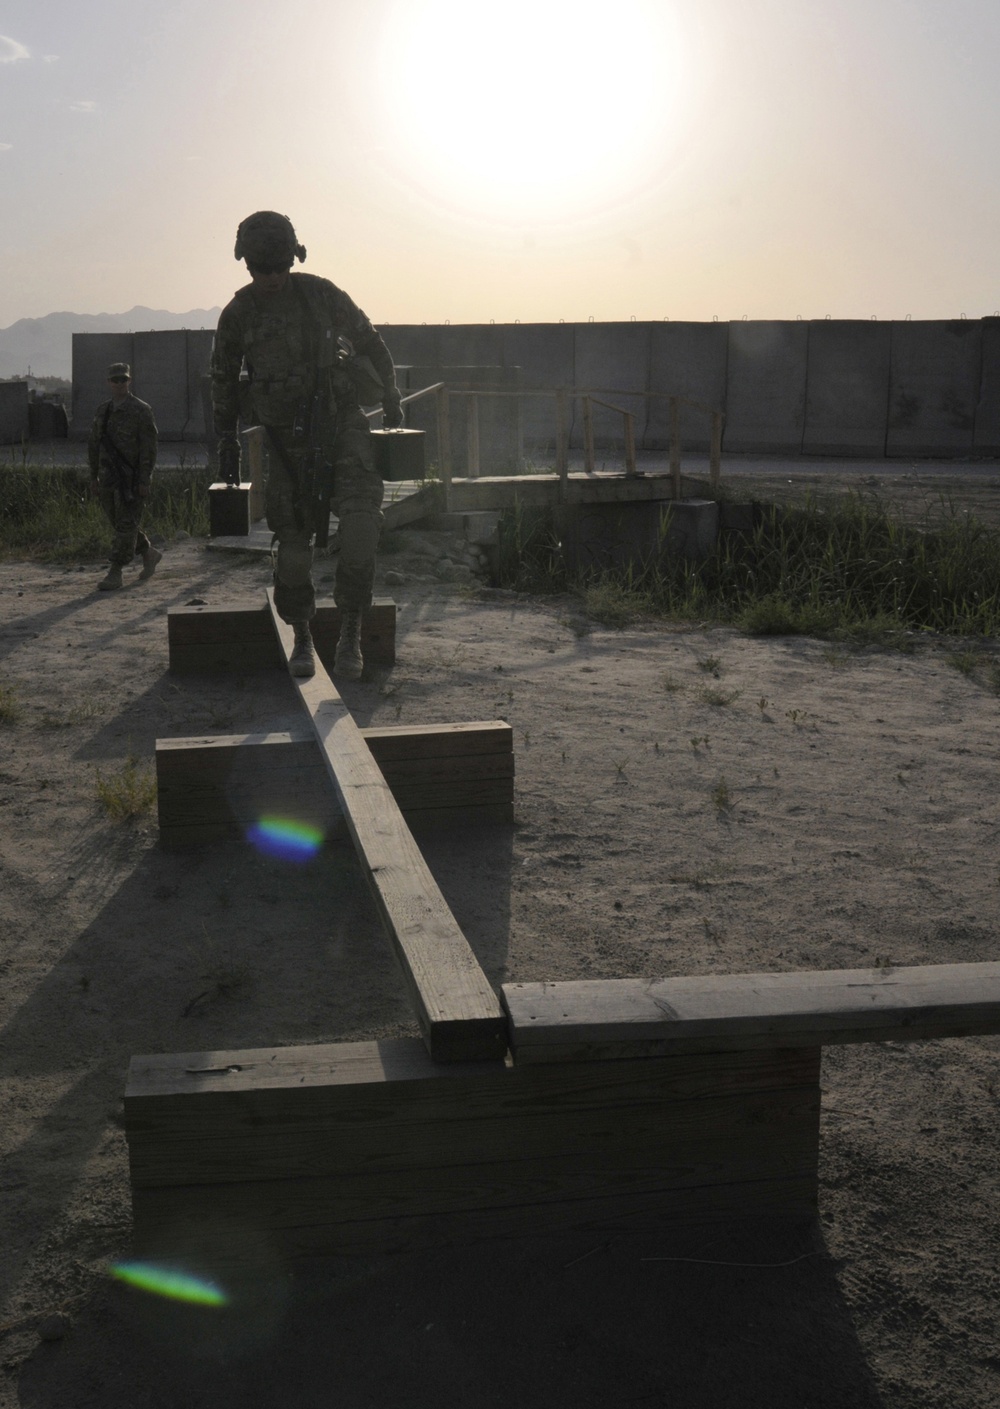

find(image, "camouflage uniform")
[210,272,397,623]
[87,394,158,567]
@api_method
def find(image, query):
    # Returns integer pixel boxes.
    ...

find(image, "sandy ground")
[2,499,1000,1408]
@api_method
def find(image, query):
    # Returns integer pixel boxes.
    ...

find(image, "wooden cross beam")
[126,961,1000,1263]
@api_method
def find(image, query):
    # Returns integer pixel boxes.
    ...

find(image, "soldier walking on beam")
[210,210,402,680]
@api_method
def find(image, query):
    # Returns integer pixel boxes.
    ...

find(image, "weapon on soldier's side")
[99,431,138,504]
[297,388,337,548]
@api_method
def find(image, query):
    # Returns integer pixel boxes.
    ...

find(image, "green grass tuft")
[95,752,157,820]
[496,490,1000,643]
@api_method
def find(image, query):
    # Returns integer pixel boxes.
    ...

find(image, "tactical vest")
[231,274,357,426]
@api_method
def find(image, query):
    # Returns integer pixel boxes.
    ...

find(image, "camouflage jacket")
[210,272,398,439]
[87,395,158,485]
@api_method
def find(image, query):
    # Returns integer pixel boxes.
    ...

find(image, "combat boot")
[289,622,316,679]
[139,545,163,581]
[334,609,363,681]
[98,566,123,592]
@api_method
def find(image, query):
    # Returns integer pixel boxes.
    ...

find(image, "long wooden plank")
[503,962,1000,1063]
[266,590,507,1063]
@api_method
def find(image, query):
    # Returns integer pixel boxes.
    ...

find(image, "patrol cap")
[107,362,131,379]
[234,211,307,266]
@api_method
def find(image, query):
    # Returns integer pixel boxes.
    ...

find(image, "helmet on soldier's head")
[234,211,307,266]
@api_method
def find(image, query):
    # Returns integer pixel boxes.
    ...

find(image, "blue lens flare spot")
[246,815,324,863]
[109,1261,228,1307]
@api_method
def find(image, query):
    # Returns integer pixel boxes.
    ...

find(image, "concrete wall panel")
[70,333,134,439]
[573,322,651,451]
[185,330,215,441]
[133,330,190,440]
[0,381,29,444]
[647,322,728,451]
[500,323,575,455]
[724,321,808,454]
[376,324,443,369]
[886,320,981,457]
[973,316,1000,456]
[803,320,891,456]
[404,366,522,474]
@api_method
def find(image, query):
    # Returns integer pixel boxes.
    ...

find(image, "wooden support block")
[266,590,506,1063]
[167,599,397,673]
[156,721,514,847]
[503,962,1000,1064]
[209,482,251,537]
[125,1036,820,1261]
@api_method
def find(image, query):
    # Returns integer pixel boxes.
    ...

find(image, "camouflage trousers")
[266,411,383,623]
[98,481,151,567]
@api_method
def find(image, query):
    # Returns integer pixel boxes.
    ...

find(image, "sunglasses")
[248,261,291,277]
[109,376,130,384]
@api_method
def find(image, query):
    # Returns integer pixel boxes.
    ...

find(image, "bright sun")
[376,0,685,226]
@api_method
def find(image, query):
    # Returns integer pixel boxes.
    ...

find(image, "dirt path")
[1,527,999,1408]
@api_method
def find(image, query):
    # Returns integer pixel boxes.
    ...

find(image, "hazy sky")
[1,0,998,327]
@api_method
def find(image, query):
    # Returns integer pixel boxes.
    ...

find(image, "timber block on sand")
[125,1036,820,1263]
[167,598,397,673]
[156,720,515,848]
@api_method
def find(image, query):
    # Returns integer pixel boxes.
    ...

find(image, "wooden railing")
[369,385,724,503]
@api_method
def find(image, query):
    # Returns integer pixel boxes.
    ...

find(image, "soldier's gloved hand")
[218,438,242,487]
[382,394,404,430]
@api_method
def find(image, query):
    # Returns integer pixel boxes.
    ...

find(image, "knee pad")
[276,537,313,588]
[336,506,381,566]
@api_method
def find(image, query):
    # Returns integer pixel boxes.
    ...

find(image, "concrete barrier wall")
[886,320,982,457]
[724,321,809,454]
[133,330,190,440]
[973,316,1000,457]
[573,322,651,450]
[185,330,215,441]
[500,323,575,453]
[404,366,522,474]
[72,321,1000,458]
[70,333,134,438]
[803,320,891,455]
[0,381,29,444]
[647,322,729,451]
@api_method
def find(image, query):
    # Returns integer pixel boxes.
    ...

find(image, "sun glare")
[377,0,684,225]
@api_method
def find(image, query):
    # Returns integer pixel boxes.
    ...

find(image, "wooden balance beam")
[125,960,1000,1262]
[259,590,506,1064]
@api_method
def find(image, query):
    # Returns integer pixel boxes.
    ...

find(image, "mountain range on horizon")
[0,306,222,380]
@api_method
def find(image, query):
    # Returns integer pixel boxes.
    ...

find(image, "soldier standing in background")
[210,210,402,680]
[87,362,161,591]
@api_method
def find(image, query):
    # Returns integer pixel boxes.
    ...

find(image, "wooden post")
[582,395,594,474]
[710,410,723,492]
[555,389,569,502]
[669,397,681,501]
[624,411,637,477]
[435,384,452,510]
[466,393,480,478]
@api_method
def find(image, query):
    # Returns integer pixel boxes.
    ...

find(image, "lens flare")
[109,1261,228,1307]
[246,815,324,863]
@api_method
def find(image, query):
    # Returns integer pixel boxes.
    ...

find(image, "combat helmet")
[234,211,307,267]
